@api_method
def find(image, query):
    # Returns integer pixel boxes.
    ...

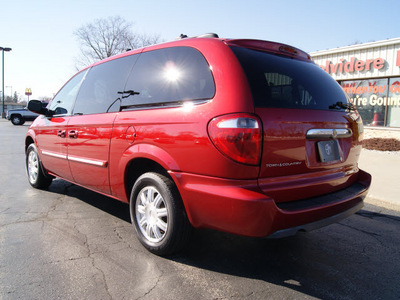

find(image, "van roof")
[87,34,312,70]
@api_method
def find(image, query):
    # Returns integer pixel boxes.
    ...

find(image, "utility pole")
[1,47,12,118]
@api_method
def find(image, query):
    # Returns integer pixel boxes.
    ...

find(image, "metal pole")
[1,47,11,118]
[1,49,4,118]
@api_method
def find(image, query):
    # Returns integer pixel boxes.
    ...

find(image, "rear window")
[230,46,348,110]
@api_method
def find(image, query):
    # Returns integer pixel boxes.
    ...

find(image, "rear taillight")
[208,113,262,165]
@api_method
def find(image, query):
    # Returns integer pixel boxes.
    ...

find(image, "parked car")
[25,34,371,255]
[7,102,47,125]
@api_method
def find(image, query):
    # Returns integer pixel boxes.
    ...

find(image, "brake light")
[208,113,262,165]
[279,45,298,56]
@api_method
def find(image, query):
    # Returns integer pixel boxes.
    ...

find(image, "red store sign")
[319,51,400,75]
[319,57,385,75]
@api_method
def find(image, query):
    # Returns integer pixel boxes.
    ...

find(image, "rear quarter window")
[230,46,348,110]
[122,46,215,108]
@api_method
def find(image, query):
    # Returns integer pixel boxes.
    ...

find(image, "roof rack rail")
[176,33,219,40]
[196,33,219,38]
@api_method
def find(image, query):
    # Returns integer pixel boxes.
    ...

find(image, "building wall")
[311,38,400,81]
[310,38,400,128]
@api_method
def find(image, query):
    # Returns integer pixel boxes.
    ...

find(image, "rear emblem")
[325,143,332,156]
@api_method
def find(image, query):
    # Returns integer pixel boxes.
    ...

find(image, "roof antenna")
[177,34,188,39]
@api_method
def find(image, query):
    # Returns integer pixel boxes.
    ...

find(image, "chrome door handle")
[57,130,66,138]
[68,130,78,139]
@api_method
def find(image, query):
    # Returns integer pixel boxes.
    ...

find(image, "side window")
[123,47,215,107]
[73,54,138,115]
[49,70,87,115]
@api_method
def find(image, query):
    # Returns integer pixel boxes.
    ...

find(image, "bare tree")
[74,16,161,68]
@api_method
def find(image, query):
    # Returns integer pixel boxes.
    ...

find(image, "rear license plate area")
[317,140,340,162]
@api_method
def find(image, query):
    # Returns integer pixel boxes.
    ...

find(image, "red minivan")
[26,34,371,255]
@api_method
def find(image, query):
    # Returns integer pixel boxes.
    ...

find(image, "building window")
[341,78,400,128]
[387,77,400,127]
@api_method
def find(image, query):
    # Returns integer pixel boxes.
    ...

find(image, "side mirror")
[28,100,53,117]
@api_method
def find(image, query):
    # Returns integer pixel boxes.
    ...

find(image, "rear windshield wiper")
[329,101,355,111]
[118,90,141,111]
[118,90,140,99]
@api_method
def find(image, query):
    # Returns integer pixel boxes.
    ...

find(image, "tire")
[130,172,192,256]
[11,114,25,125]
[26,144,53,189]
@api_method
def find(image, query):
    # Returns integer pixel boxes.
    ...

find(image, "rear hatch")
[229,41,364,203]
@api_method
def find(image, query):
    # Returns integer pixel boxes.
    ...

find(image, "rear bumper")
[268,201,363,238]
[170,169,371,238]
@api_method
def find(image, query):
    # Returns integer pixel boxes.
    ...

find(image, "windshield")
[230,46,348,111]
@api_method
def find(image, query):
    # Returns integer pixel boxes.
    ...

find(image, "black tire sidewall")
[11,115,23,125]
[130,172,184,255]
[26,144,52,189]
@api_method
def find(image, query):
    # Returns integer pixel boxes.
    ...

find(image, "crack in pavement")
[91,258,113,300]
[0,207,11,214]
[338,222,384,246]
[70,220,114,299]
[356,210,400,222]
[135,270,164,300]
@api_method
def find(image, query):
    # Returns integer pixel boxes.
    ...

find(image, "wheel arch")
[124,157,172,202]
[25,135,35,153]
[120,143,180,200]
[25,134,53,181]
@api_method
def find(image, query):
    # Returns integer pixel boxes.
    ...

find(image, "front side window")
[231,46,348,110]
[73,54,139,115]
[122,46,215,107]
[49,70,87,115]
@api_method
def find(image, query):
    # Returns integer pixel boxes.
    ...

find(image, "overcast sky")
[1,0,399,101]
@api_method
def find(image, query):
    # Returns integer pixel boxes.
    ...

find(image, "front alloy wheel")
[28,150,39,184]
[26,144,53,189]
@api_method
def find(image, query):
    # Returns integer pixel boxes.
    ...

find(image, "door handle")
[68,130,78,139]
[57,130,66,138]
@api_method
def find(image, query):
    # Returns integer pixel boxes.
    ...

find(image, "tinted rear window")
[231,46,348,110]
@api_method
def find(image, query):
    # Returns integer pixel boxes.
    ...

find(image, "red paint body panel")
[256,108,364,202]
[34,116,73,181]
[67,113,117,194]
[169,169,370,237]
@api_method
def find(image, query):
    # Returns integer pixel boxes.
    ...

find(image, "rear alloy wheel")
[26,144,53,189]
[130,172,191,256]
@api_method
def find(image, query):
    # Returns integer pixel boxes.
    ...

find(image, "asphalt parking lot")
[1,119,399,300]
